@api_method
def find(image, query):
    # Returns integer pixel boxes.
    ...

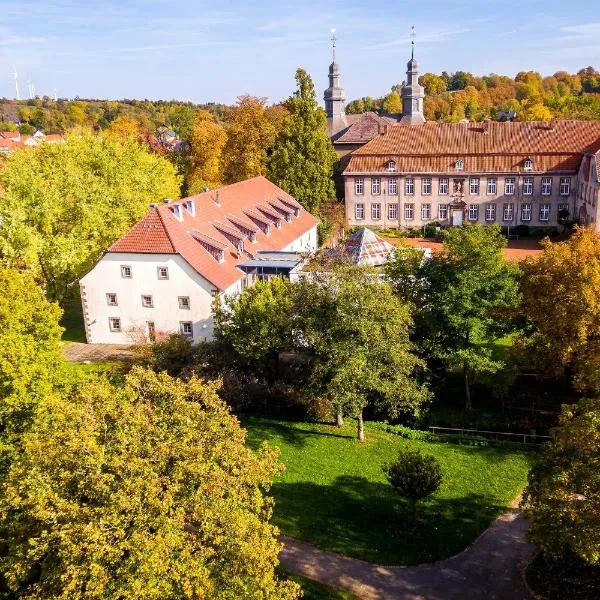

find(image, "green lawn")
[244,417,534,565]
[286,574,356,600]
[59,293,86,343]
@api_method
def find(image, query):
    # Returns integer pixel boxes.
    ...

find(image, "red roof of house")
[345,120,600,174]
[109,177,319,290]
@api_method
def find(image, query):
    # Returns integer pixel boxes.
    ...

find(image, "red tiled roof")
[109,177,319,290]
[333,112,398,144]
[345,120,600,174]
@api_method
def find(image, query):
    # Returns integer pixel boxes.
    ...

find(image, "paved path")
[280,508,533,600]
[63,342,135,363]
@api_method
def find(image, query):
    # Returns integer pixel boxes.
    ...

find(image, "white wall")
[79,226,319,345]
[80,253,217,344]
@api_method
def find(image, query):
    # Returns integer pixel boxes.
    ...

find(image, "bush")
[423,221,442,239]
[383,448,443,528]
[138,333,197,376]
[371,422,490,446]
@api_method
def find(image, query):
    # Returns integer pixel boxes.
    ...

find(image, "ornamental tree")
[520,227,600,394]
[0,133,180,301]
[0,367,299,599]
[521,397,600,565]
[383,448,443,528]
[267,68,338,213]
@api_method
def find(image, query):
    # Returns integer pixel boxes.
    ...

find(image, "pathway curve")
[280,508,533,600]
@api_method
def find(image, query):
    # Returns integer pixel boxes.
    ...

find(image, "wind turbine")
[12,67,20,100]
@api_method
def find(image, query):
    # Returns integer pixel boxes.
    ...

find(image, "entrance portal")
[452,210,463,226]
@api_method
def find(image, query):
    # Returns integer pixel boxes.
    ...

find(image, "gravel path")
[280,508,533,600]
[63,342,135,363]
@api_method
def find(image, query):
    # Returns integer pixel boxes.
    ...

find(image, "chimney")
[378,123,388,136]
[214,190,221,207]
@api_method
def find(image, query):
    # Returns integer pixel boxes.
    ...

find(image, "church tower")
[324,31,348,133]
[400,30,425,125]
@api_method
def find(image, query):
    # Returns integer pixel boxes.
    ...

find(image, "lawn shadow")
[272,476,506,565]
[243,418,354,451]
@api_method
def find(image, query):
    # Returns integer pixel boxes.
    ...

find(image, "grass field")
[245,417,533,565]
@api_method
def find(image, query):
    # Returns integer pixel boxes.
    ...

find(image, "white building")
[80,177,319,344]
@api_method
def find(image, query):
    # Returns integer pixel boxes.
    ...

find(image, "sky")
[0,0,599,105]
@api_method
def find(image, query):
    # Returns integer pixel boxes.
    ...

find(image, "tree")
[187,109,227,194]
[521,228,600,393]
[106,114,144,140]
[222,96,287,184]
[294,267,429,440]
[383,448,443,528]
[0,268,63,475]
[0,134,180,301]
[267,68,338,213]
[419,73,448,95]
[0,367,300,599]
[382,91,402,114]
[388,225,521,409]
[521,397,600,565]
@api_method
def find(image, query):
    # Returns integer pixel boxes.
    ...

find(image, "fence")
[428,426,551,445]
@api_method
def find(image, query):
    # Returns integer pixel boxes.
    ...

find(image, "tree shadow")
[272,476,506,565]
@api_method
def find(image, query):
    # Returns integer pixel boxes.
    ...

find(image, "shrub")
[383,448,443,528]
[138,333,197,376]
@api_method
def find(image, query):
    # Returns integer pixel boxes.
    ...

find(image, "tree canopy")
[522,397,600,565]
[0,134,180,301]
[267,68,338,213]
[0,367,300,599]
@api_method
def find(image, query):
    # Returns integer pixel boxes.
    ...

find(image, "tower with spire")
[400,26,426,125]
[324,29,348,133]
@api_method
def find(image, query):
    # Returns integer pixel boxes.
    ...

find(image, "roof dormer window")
[387,160,397,172]
[455,159,464,171]
[183,199,196,216]
[171,204,184,222]
[523,158,533,171]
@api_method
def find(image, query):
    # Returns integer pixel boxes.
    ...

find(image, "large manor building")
[325,46,600,231]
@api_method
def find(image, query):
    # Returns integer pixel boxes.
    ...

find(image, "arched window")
[387,160,397,172]
[455,159,464,171]
[523,158,533,170]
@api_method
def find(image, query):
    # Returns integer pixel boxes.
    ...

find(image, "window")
[541,177,552,196]
[372,177,381,195]
[439,204,448,220]
[539,203,550,222]
[521,203,532,221]
[387,203,398,220]
[422,177,432,195]
[404,203,414,220]
[523,177,533,195]
[504,178,515,195]
[389,178,398,195]
[470,177,480,195]
[120,265,132,279]
[355,177,364,195]
[485,203,497,221]
[371,203,381,220]
[468,204,479,221]
[355,203,365,220]
[560,177,571,195]
[455,159,464,170]
[439,177,449,195]
[106,293,118,306]
[178,296,191,309]
[109,317,121,332]
[421,203,431,220]
[405,177,415,195]
[141,295,154,308]
[157,266,169,280]
[524,158,533,170]
[558,203,569,214]
[487,178,497,195]
[387,160,397,172]
[503,203,514,221]
[180,321,193,337]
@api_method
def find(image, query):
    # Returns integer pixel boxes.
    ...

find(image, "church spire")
[324,28,347,124]
[400,25,426,125]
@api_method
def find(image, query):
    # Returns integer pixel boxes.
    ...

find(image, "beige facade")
[575,153,600,229]
[345,172,577,230]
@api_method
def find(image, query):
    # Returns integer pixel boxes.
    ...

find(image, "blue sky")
[0,0,599,105]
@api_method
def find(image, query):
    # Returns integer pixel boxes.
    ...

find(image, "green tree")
[0,134,180,301]
[383,448,443,528]
[382,91,402,114]
[388,225,521,409]
[0,367,300,599]
[521,397,600,565]
[267,68,338,213]
[0,268,63,474]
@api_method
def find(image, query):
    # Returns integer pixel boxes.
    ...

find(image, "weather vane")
[411,25,416,59]
[330,28,337,62]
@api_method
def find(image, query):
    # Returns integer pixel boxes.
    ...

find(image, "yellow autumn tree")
[521,227,600,392]
[187,109,227,194]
